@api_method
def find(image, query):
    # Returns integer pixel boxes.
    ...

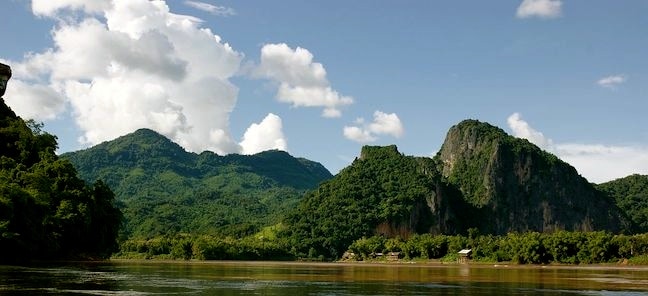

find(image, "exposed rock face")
[436,120,629,234]
[0,63,11,97]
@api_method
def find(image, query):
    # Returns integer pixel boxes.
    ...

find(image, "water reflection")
[1,262,647,295]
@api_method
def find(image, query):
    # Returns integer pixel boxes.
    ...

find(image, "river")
[1,261,647,295]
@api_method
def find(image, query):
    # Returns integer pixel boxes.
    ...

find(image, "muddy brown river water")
[1,261,647,295]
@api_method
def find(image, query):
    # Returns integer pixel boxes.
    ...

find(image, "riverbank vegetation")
[113,230,648,265]
[114,234,293,261]
[346,231,648,264]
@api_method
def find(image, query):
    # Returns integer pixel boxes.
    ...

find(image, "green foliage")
[472,234,507,262]
[283,120,637,261]
[62,128,332,239]
[384,237,405,252]
[545,230,581,264]
[348,236,386,260]
[597,174,648,232]
[116,234,293,261]
[283,145,439,259]
[0,99,121,262]
[345,231,648,265]
[576,232,613,263]
[628,255,648,265]
[502,232,549,264]
[402,234,449,259]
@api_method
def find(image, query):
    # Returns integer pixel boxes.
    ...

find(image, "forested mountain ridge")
[285,145,443,257]
[597,174,648,232]
[63,128,332,238]
[65,128,330,190]
[286,119,633,258]
[0,98,121,262]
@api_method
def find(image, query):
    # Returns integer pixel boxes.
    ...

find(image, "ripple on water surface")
[1,263,648,295]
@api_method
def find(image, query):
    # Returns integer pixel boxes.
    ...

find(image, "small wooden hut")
[387,252,401,261]
[458,249,472,263]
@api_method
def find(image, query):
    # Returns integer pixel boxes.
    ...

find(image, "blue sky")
[1,0,647,182]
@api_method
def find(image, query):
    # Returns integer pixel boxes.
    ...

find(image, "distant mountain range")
[63,119,648,256]
[63,128,332,238]
[5,92,647,262]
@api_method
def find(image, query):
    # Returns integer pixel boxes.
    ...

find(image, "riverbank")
[337,254,648,267]
[114,231,648,265]
[105,257,648,270]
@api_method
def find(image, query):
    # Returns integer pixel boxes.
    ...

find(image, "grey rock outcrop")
[436,119,630,234]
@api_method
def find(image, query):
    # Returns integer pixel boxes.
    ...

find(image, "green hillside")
[63,129,332,239]
[284,145,443,258]
[0,99,121,262]
[598,174,648,232]
[284,120,632,258]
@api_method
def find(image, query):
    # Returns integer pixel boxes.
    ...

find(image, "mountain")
[0,98,121,262]
[437,120,629,234]
[62,128,332,238]
[285,119,631,258]
[284,145,442,257]
[597,174,648,232]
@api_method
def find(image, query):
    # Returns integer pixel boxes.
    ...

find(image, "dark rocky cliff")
[436,120,630,234]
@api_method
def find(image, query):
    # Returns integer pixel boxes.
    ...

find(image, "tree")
[0,98,122,262]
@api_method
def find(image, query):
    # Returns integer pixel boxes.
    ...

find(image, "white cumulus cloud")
[507,112,648,183]
[516,0,562,19]
[255,43,353,118]
[343,126,376,143]
[507,113,552,149]
[4,80,66,121]
[240,113,287,155]
[369,111,405,138]
[184,1,235,16]
[344,111,404,143]
[9,0,250,155]
[554,144,648,184]
[597,75,627,89]
[32,0,109,17]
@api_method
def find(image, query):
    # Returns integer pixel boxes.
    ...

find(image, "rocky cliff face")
[436,120,630,234]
